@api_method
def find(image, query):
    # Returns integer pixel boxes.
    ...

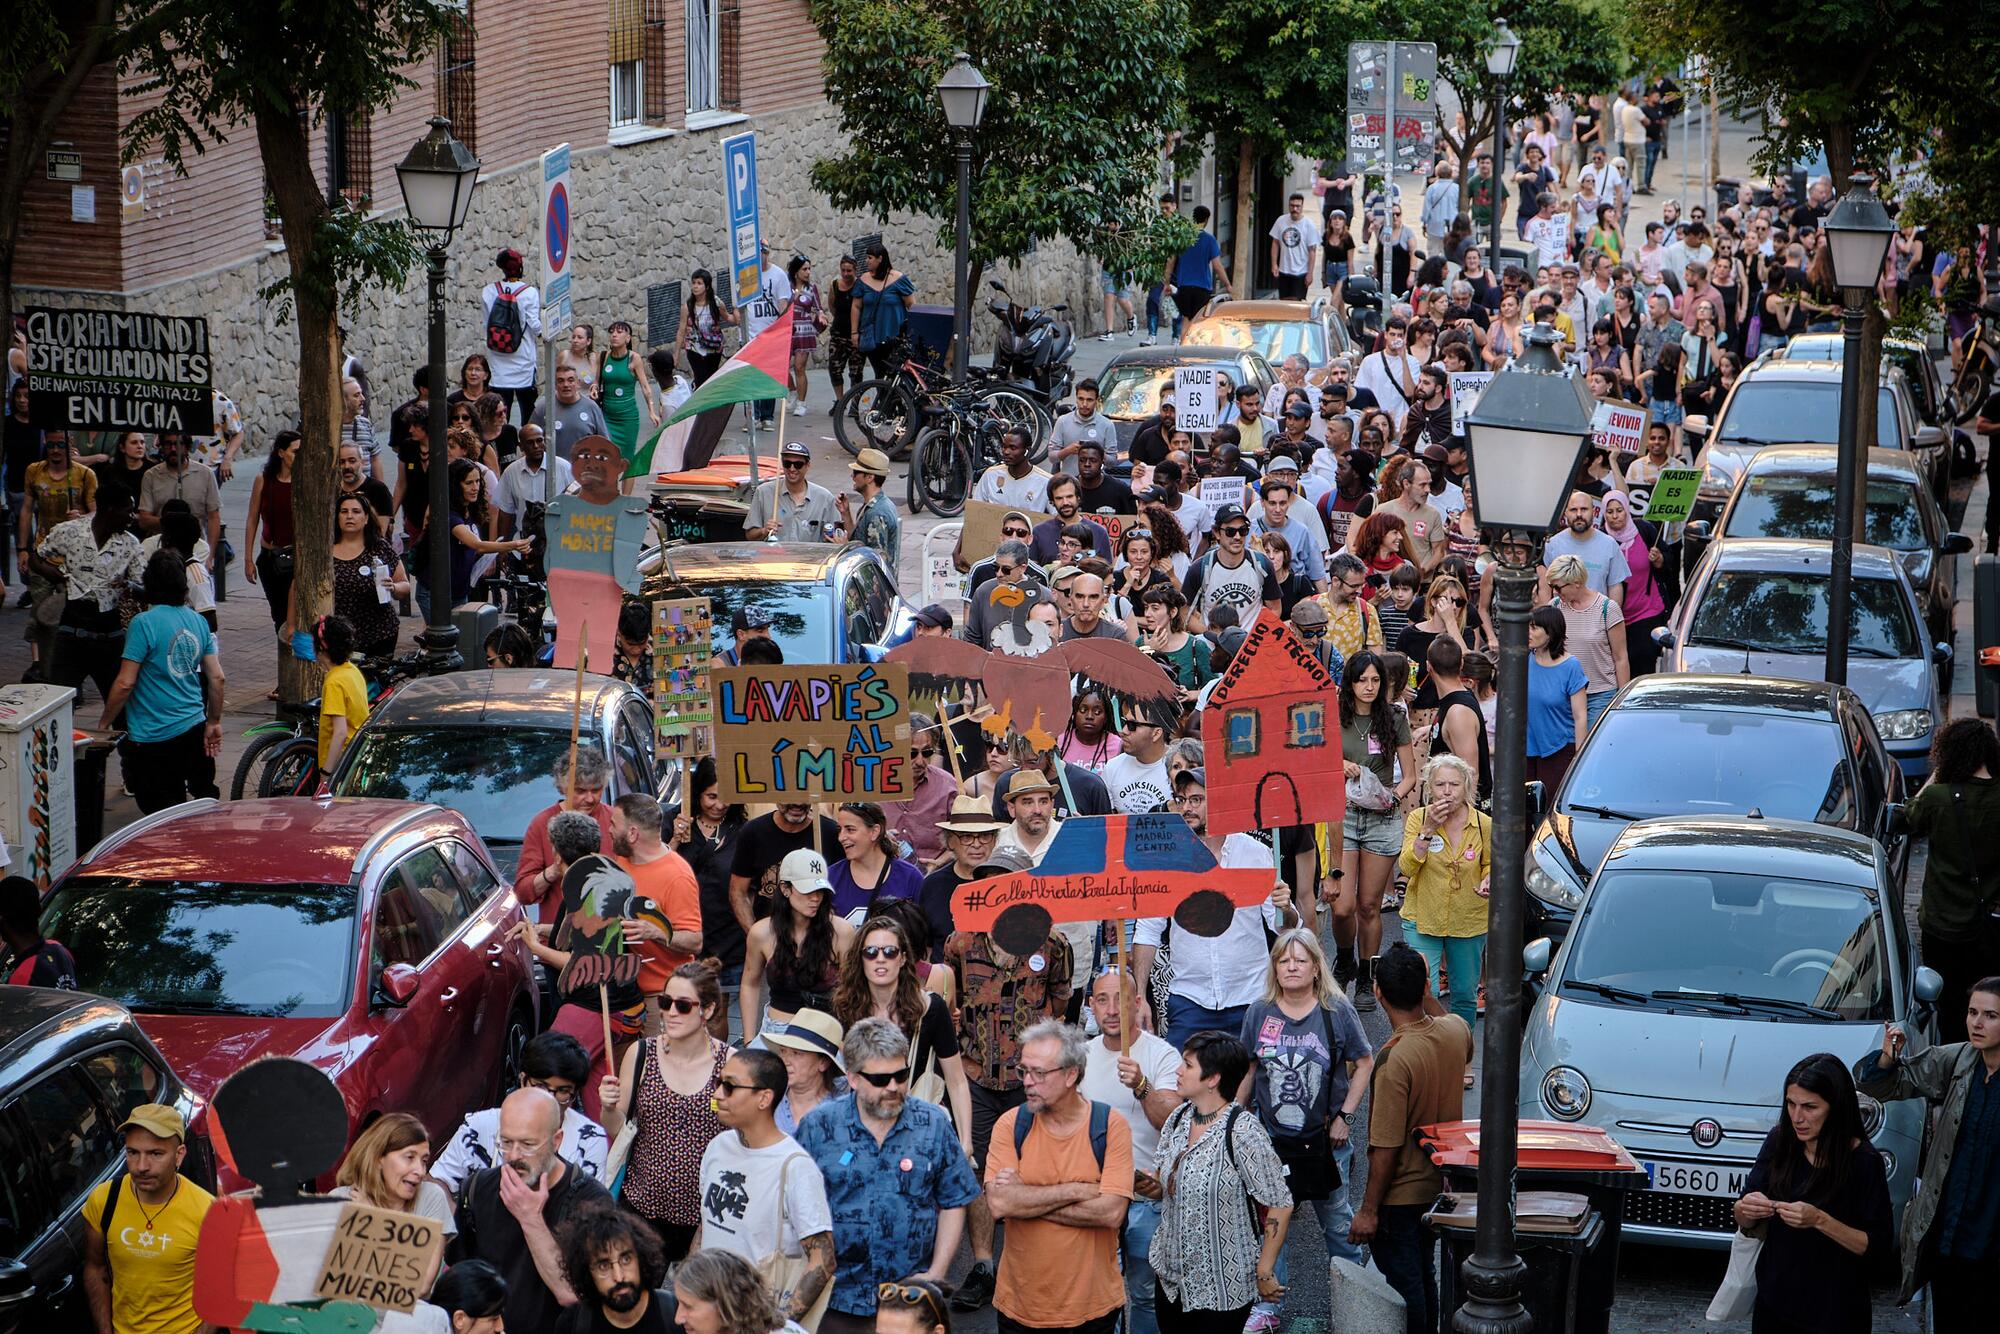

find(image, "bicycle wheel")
[834,378,919,455]
[257,737,322,798]
[911,426,975,519]
[970,387,1044,451]
[230,730,300,801]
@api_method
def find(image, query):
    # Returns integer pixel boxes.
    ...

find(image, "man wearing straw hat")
[914,795,1008,953]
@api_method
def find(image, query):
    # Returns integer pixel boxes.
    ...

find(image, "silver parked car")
[1518,815,1943,1249]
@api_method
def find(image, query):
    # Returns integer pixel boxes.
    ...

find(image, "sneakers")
[1141,335,1157,347]
[1096,332,1116,341]
[1127,315,1138,334]
[951,1262,995,1311]
[1333,948,1358,989]
[1243,1310,1281,1334]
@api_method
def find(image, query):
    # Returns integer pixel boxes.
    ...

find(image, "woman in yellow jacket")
[1397,752,1491,1035]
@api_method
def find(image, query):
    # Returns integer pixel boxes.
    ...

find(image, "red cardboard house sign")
[1201,608,1345,835]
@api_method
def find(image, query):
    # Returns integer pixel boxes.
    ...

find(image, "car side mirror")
[376,963,420,1008]
[1681,414,1710,440]
[1945,532,1974,555]
[1525,780,1547,823]
[1652,625,1677,648]
[1684,519,1713,542]
[1913,965,1944,1006]
[1523,937,1553,977]
[1934,642,1954,665]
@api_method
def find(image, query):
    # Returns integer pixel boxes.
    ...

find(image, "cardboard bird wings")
[887,635,1178,750]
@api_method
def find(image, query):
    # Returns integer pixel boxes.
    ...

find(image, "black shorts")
[1276,273,1309,300]
[969,1081,1027,1171]
[1171,286,1212,322]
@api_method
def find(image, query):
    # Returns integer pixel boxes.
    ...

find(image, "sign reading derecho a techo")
[710,664,912,804]
[24,307,214,434]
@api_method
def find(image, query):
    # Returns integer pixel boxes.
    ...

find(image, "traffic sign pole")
[540,144,573,504]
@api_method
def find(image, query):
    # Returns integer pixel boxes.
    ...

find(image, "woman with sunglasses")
[833,914,975,1154]
[1112,526,1171,624]
[603,961,733,1261]
[877,1278,952,1334]
[829,802,923,926]
[1148,1031,1292,1334]
[1396,573,1470,697]
[468,391,516,471]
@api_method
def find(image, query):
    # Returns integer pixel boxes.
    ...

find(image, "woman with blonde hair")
[1398,752,1491,1045]
[1395,572,1469,694]
[1237,928,1374,1290]
[332,1112,455,1291]
[1544,551,1628,729]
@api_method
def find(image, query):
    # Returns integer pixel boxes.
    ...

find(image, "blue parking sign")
[723,133,761,305]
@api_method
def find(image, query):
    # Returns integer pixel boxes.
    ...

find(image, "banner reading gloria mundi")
[25,306,215,434]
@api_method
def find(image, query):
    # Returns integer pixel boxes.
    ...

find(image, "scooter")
[987,280,1077,419]
[1952,298,2000,423]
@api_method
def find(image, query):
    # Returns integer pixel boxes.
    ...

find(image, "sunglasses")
[914,747,937,758]
[1217,525,1249,538]
[1295,623,1326,637]
[714,1078,759,1097]
[861,944,904,961]
[783,459,809,469]
[854,1068,910,1088]
[1002,528,1030,538]
[662,996,705,1016]
[880,1284,944,1323]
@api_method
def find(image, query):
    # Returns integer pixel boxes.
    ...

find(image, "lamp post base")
[417,622,463,675]
[1453,1252,1534,1334]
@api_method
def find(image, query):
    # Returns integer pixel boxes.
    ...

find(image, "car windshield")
[1563,868,1888,1019]
[684,582,831,658]
[1728,476,1928,550]
[1098,363,1240,417]
[1186,318,1327,367]
[334,727,583,850]
[1690,571,1920,658]
[1715,382,1901,448]
[40,879,356,1018]
[1561,709,1852,824]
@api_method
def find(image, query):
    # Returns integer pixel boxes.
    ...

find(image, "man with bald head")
[1060,572,1124,640]
[1540,488,1630,605]
[453,1086,613,1331]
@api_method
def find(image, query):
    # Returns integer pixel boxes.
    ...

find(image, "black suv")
[0,989,211,1332]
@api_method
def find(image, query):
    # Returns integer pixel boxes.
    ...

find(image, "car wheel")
[495,1003,533,1105]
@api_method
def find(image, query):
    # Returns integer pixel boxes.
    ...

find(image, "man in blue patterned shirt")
[797,1017,981,1334]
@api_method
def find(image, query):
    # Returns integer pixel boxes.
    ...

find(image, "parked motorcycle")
[987,280,1077,431]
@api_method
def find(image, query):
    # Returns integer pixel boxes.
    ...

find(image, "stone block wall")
[19,103,1100,445]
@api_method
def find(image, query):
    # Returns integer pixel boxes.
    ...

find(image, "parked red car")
[40,798,539,1188]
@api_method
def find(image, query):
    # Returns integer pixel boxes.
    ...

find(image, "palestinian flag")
[627,308,792,477]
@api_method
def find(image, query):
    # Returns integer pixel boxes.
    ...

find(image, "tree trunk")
[1230,135,1255,296]
[254,100,338,706]
[1706,82,1720,183]
[0,0,119,364]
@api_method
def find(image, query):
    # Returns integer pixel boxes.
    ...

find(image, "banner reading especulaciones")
[25,307,214,434]
[709,664,912,804]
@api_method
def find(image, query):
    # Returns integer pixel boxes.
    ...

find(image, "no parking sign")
[541,144,573,337]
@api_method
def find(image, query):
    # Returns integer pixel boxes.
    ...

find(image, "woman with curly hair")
[1332,650,1417,1009]
[832,913,974,1150]
[739,853,857,1043]
[1140,501,1191,580]
[674,1248,805,1334]
[1348,510,1410,598]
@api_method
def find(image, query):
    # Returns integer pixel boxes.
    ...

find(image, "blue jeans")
[1402,925,1487,1032]
[1121,1196,1162,1334]
[1258,1140,1363,1318]
[1145,284,1164,338]
[1585,688,1616,731]
[1643,139,1662,187]
[1164,996,1249,1052]
[1370,1203,1438,1334]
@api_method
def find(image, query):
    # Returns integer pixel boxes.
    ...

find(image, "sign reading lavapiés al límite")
[25,306,214,434]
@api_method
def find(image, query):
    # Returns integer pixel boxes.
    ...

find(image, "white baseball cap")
[779,848,833,894]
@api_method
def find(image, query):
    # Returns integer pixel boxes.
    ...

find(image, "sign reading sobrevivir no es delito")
[24,307,214,434]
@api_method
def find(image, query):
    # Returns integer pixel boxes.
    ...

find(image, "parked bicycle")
[229,651,433,799]
[906,382,1013,519]
[834,354,1044,460]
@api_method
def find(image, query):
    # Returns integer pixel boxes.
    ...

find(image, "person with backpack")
[1149,1032,1293,1334]
[1179,505,1280,634]
[82,1104,216,1334]
[1,872,78,987]
[985,1020,1134,1334]
[482,248,544,425]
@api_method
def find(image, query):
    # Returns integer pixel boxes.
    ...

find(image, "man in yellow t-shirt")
[82,1104,216,1334]
[315,615,371,774]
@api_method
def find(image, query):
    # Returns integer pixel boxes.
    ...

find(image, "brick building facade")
[16,0,1097,441]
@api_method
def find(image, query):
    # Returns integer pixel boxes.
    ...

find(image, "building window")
[643,0,673,123]
[686,0,717,115]
[1287,701,1326,748]
[1226,709,1260,758]
[437,9,477,154]
[610,59,644,128]
[326,110,373,208]
[609,0,646,130]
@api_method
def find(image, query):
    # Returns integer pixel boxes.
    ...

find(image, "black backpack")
[486,283,526,354]
[1013,1099,1112,1167]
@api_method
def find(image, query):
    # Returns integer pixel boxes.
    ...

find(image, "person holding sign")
[330,1112,457,1295]
[1599,492,1667,675]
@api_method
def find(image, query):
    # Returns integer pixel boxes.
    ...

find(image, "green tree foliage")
[807,0,1189,273]
[122,0,461,697]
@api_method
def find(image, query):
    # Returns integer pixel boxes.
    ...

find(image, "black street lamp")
[395,117,482,673]
[1454,324,1595,1334]
[1484,20,1520,286]
[1819,173,1896,687]
[936,52,990,383]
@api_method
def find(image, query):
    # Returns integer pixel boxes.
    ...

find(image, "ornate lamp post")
[1484,21,1521,286]
[936,52,991,382]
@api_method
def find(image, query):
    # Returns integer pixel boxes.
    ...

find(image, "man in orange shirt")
[986,1020,1133,1334]
[610,793,703,1027]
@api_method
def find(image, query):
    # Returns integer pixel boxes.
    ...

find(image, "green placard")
[1640,467,1705,522]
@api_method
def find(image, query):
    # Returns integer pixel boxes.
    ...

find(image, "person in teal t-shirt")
[99,549,223,813]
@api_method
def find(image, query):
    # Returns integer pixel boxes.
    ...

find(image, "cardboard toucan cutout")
[555,852,644,999]
[886,633,1176,753]
[953,813,1276,955]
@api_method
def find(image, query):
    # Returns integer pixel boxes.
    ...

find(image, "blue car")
[638,541,917,664]
[1520,815,1943,1250]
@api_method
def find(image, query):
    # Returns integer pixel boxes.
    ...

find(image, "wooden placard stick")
[567,624,588,808]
